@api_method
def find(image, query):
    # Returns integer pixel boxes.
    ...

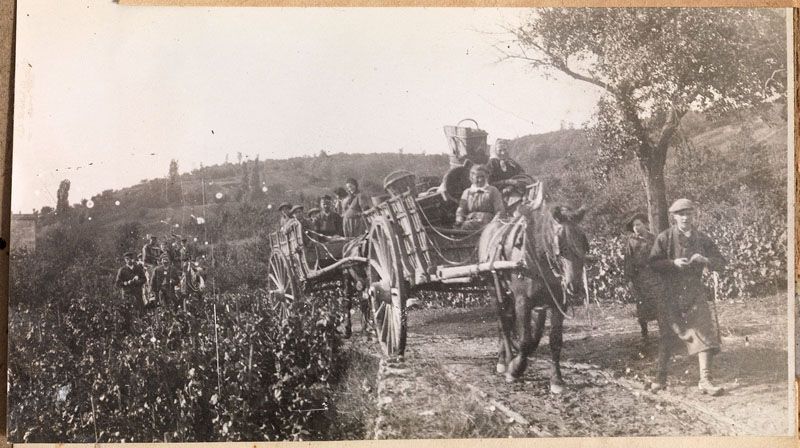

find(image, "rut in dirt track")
[407,332,740,437]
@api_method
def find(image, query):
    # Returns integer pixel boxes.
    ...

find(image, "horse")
[479,193,590,393]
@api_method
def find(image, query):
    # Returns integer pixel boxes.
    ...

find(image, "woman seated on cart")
[455,164,506,230]
[487,138,524,186]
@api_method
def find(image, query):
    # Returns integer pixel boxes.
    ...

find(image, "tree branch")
[500,37,615,95]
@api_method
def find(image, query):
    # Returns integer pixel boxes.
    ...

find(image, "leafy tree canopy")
[502,8,786,231]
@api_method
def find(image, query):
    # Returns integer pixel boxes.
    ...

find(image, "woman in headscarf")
[487,138,524,185]
[623,212,663,340]
[341,178,369,237]
[455,164,506,230]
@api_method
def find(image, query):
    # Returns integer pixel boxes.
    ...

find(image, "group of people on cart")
[115,233,205,312]
[275,138,527,239]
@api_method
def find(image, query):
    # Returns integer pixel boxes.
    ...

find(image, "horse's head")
[545,205,590,296]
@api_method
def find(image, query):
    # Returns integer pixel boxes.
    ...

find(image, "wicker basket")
[383,170,417,197]
[443,119,489,167]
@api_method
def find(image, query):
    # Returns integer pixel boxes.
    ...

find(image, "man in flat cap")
[115,251,147,312]
[649,198,726,396]
[151,254,181,308]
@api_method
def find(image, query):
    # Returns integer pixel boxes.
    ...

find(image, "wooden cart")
[266,119,538,357]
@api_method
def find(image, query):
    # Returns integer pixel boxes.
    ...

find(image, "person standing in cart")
[649,198,726,396]
[315,194,343,238]
[623,212,663,340]
[341,178,369,237]
[333,187,348,215]
[455,164,506,230]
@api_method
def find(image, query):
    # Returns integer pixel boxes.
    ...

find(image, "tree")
[249,156,265,201]
[167,159,181,203]
[502,9,786,232]
[240,161,250,201]
[56,179,71,216]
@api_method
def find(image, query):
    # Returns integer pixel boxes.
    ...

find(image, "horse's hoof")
[504,373,520,383]
[550,382,565,394]
[496,363,507,374]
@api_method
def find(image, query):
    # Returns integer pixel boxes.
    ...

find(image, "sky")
[12,2,604,213]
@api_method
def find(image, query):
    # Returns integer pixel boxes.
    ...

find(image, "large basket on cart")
[443,118,489,167]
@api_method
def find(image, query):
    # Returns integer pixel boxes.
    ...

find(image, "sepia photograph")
[8,3,794,443]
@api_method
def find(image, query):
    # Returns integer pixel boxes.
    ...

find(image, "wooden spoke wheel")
[267,252,300,323]
[367,218,408,357]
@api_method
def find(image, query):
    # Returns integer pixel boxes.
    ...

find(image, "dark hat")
[668,198,695,213]
[307,207,320,216]
[345,177,358,187]
[123,251,135,258]
[624,212,649,233]
[319,194,332,201]
[333,187,347,198]
[290,205,304,214]
[278,202,292,211]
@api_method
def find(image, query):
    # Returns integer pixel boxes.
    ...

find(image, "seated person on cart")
[487,138,525,186]
[278,202,294,230]
[314,194,344,240]
[455,164,506,230]
[291,205,311,228]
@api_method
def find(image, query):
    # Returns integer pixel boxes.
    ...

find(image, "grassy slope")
[29,109,787,249]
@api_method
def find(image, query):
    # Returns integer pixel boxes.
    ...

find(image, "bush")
[9,222,344,443]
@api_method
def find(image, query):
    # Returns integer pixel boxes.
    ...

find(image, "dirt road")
[362,294,790,438]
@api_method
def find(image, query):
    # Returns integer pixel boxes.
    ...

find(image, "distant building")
[11,214,37,251]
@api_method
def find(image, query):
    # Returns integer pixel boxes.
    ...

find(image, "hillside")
[23,107,787,256]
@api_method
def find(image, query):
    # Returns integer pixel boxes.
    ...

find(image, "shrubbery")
[9,223,344,443]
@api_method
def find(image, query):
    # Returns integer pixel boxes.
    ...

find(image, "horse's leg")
[549,303,566,394]
[496,293,515,374]
[639,318,649,340]
[530,307,547,351]
[506,293,532,382]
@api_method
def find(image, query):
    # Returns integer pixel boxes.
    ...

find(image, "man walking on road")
[649,198,726,396]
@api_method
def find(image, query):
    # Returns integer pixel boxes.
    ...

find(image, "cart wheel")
[267,252,299,322]
[367,217,408,357]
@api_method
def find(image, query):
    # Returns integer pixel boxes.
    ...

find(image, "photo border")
[0,2,796,447]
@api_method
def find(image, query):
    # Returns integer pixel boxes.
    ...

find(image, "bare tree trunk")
[641,159,670,234]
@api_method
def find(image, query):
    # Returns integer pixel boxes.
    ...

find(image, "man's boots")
[698,351,724,396]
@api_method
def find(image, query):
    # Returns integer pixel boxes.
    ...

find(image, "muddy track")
[364,327,768,438]
[352,298,788,439]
